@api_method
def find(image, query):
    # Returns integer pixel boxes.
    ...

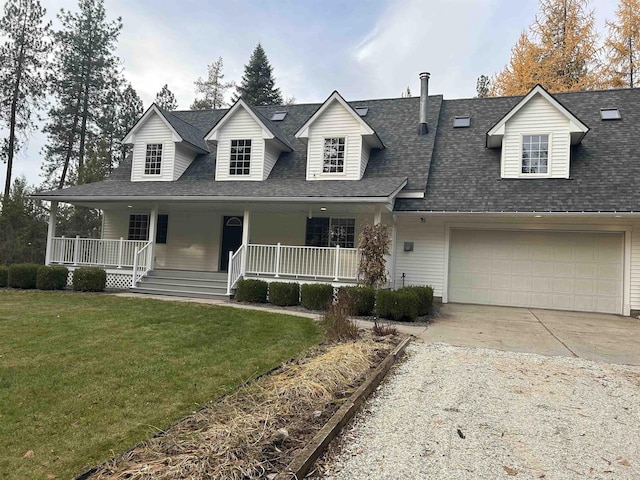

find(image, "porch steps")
[131,269,230,299]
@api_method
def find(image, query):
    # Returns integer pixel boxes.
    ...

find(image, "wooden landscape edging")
[275,335,413,480]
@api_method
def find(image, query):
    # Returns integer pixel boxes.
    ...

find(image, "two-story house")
[35,73,640,316]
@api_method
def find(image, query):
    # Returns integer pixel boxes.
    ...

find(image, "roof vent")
[453,116,471,128]
[271,111,287,121]
[355,106,369,117]
[600,108,621,121]
[418,72,430,135]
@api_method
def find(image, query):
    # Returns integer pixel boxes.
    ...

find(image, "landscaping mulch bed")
[86,332,401,480]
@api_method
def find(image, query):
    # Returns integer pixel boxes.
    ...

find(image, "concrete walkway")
[113,293,640,365]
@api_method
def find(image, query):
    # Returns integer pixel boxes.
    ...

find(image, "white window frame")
[144,143,163,176]
[229,139,252,176]
[322,137,347,175]
[519,133,552,178]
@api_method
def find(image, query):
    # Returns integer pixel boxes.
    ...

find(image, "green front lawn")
[0,291,322,480]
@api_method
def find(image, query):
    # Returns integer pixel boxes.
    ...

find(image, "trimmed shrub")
[0,266,7,288]
[72,267,107,292]
[300,283,334,311]
[268,282,300,306]
[36,265,69,290]
[235,279,268,303]
[8,263,39,289]
[400,285,434,316]
[338,286,376,316]
[376,289,420,322]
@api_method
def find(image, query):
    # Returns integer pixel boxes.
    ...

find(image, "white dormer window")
[323,138,345,173]
[145,144,163,175]
[521,135,549,175]
[230,139,252,175]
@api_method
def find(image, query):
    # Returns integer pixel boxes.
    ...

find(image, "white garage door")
[448,229,623,314]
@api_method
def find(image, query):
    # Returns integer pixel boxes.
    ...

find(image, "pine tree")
[401,86,412,98]
[42,0,122,189]
[603,0,640,88]
[492,32,544,95]
[476,75,491,97]
[0,0,50,203]
[534,0,600,91]
[492,0,600,95]
[118,83,143,159]
[155,84,178,110]
[234,43,283,106]
[191,57,234,109]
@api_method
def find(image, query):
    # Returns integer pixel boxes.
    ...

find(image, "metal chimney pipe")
[418,72,430,135]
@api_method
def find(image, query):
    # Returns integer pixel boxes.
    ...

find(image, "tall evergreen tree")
[603,0,640,88]
[118,83,143,159]
[492,0,600,95]
[191,57,234,109]
[42,0,122,189]
[234,43,283,106]
[155,84,178,110]
[0,176,47,264]
[0,0,50,203]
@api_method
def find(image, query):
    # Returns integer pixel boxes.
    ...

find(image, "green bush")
[376,289,419,322]
[235,279,268,303]
[300,283,334,311]
[0,266,7,288]
[72,267,106,292]
[8,263,39,289]
[338,286,376,316]
[268,282,300,306]
[400,285,434,316]
[36,265,69,290]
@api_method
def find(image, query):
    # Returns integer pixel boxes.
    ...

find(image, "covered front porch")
[45,200,393,296]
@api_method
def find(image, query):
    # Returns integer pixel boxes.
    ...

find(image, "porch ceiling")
[70,200,388,215]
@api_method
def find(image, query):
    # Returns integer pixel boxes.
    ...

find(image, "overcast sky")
[0,0,618,188]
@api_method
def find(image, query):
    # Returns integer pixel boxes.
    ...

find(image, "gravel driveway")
[320,343,640,479]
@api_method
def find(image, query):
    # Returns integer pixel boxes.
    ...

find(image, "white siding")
[173,144,196,180]
[502,93,571,179]
[102,210,129,239]
[360,141,371,178]
[131,112,175,182]
[306,101,364,181]
[394,217,446,297]
[630,223,640,310]
[157,212,221,271]
[215,108,265,181]
[263,143,280,179]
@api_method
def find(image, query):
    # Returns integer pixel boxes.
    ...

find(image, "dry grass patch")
[91,339,395,479]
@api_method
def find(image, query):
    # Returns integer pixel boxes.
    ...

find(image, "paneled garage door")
[448,229,623,314]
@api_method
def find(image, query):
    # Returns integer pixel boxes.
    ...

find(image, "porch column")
[374,206,382,225]
[148,206,158,268]
[241,209,251,275]
[45,201,58,265]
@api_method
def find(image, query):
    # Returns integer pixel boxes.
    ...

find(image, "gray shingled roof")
[36,95,441,200]
[395,88,640,213]
[158,107,210,152]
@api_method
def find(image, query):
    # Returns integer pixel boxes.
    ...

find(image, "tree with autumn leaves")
[489,0,640,96]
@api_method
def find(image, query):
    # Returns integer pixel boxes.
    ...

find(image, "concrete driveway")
[417,303,640,365]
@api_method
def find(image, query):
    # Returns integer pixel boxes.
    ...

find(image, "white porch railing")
[246,244,359,281]
[50,237,148,268]
[132,241,153,287]
[226,245,245,295]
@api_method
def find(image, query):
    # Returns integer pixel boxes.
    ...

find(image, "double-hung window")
[521,135,549,174]
[230,139,251,175]
[305,218,356,248]
[323,137,345,173]
[128,214,169,243]
[145,144,162,175]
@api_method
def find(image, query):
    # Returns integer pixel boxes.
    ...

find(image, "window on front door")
[305,217,356,248]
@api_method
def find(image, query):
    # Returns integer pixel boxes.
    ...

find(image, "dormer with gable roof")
[295,91,384,181]
[487,85,589,179]
[123,104,209,182]
[204,99,292,181]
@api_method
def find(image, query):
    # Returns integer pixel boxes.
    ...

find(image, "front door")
[220,216,243,271]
